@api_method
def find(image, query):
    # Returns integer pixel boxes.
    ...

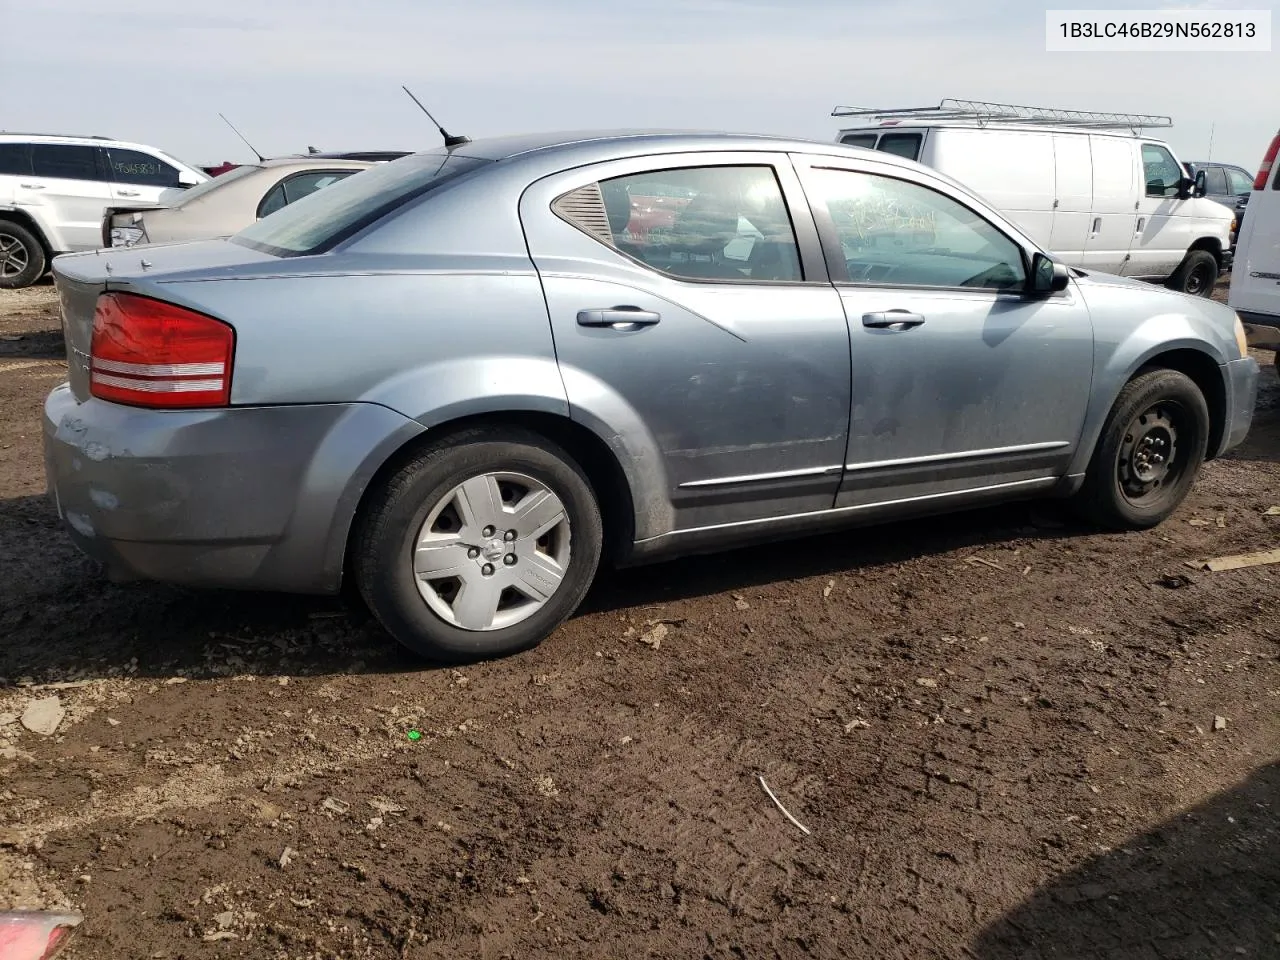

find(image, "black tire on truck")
[0,220,48,290]
[1165,249,1219,298]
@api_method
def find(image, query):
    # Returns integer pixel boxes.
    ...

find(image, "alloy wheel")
[0,234,29,280]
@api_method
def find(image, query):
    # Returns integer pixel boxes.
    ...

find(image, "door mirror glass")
[1192,171,1207,198]
[1029,252,1070,295]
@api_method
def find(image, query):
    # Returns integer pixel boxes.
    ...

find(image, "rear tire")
[353,426,603,663]
[1165,249,1218,298]
[0,220,47,290]
[1073,369,1210,530]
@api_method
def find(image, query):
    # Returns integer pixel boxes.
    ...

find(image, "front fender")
[1066,319,1231,478]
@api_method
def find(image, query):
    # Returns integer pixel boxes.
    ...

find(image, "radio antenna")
[401,86,470,148]
[218,113,265,162]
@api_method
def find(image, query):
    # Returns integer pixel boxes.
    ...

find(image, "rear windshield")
[232,151,489,256]
[168,163,262,207]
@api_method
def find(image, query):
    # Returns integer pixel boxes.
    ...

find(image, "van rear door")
[1082,135,1136,275]
[1228,130,1280,327]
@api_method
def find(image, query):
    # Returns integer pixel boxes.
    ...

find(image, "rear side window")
[30,144,102,181]
[553,165,803,283]
[234,152,487,256]
[0,143,32,176]
[104,148,181,187]
[840,134,877,148]
[258,171,357,218]
[876,133,923,161]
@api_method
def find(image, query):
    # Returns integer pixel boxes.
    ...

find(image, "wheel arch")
[1186,235,1224,268]
[1133,348,1228,459]
[340,410,642,594]
[0,209,55,260]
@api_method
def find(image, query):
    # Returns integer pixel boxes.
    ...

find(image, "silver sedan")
[44,132,1259,662]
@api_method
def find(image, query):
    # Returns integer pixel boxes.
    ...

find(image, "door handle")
[117,189,141,197]
[1135,217,1146,235]
[18,183,45,190]
[1090,216,1102,238]
[862,310,925,329]
[576,307,661,329]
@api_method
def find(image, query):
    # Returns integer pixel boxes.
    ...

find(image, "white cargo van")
[833,100,1236,298]
[1227,128,1280,357]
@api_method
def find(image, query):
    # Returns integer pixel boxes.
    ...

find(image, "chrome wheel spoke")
[507,550,564,602]
[413,536,471,579]
[455,474,504,533]
[511,489,566,540]
[451,573,502,630]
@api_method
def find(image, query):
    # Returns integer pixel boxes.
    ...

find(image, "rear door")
[23,143,113,252]
[1048,133,1093,265]
[1229,139,1280,323]
[1082,135,1136,274]
[520,152,852,531]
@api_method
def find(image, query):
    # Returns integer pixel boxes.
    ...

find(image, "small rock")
[321,797,350,815]
[214,911,236,930]
[638,623,667,650]
[1187,518,1212,527]
[1067,626,1093,636]
[1213,716,1229,732]
[164,677,188,685]
[620,735,633,745]
[106,718,121,727]
[203,931,238,942]
[733,595,750,611]
[1012,622,1025,630]
[0,713,17,726]
[1263,506,1280,516]
[916,678,938,689]
[823,580,835,598]
[368,797,406,815]
[533,775,559,798]
[844,719,871,732]
[21,696,65,736]
[279,846,295,869]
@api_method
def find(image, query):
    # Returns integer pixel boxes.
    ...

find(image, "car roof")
[255,157,377,171]
[443,128,925,172]
[833,120,1168,143]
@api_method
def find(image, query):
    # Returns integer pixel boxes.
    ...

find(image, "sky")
[3,0,1275,170]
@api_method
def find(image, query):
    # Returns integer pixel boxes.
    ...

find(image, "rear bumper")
[1218,356,1259,456]
[42,385,423,593]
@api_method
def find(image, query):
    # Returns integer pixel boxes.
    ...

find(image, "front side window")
[807,167,1026,290]
[235,151,487,256]
[258,171,356,218]
[1202,166,1228,195]
[876,133,923,161]
[104,148,181,187]
[1142,144,1184,198]
[555,165,803,282]
[1225,167,1254,195]
[30,144,101,181]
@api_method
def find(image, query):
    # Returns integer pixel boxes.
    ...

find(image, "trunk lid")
[52,239,278,401]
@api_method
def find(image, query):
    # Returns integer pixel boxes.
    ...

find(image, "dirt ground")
[1,280,1277,960]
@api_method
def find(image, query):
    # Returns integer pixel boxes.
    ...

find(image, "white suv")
[1229,128,1280,369]
[0,133,208,288]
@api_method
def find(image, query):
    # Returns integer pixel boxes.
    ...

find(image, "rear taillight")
[1254,130,1280,190]
[89,293,234,408]
[0,911,82,960]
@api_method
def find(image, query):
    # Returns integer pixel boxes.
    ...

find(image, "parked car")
[0,133,208,288]
[1186,160,1254,246]
[834,101,1236,298]
[1228,128,1280,368]
[42,131,1258,663]
[103,158,376,248]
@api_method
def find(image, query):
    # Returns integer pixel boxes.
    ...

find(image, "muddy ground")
[1,280,1278,960]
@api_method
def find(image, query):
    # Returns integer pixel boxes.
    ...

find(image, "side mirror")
[177,170,200,188]
[1193,170,1207,198]
[1175,175,1196,200]
[1029,252,1070,296]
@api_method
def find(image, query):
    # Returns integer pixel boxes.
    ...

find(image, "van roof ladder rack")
[831,99,1172,133]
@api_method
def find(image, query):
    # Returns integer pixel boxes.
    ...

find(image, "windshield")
[166,164,262,208]
[232,151,489,256]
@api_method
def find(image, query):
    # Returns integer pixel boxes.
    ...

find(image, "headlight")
[1233,313,1249,358]
[110,226,144,247]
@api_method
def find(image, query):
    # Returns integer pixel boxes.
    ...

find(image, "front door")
[1129,142,1191,278]
[102,146,184,208]
[792,156,1095,508]
[519,153,851,533]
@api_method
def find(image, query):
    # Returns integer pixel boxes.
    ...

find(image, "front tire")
[0,220,47,290]
[1165,249,1218,298]
[1073,369,1210,530]
[353,427,603,663]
